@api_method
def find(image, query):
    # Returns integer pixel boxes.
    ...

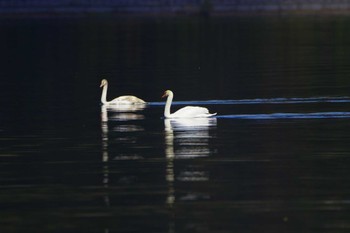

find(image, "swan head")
[100,79,108,88]
[162,90,173,98]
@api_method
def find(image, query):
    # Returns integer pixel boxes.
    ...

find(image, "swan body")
[162,90,216,118]
[100,79,146,105]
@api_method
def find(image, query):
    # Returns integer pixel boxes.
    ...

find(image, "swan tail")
[197,112,217,118]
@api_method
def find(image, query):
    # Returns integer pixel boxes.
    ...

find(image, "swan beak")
[161,92,168,98]
[100,79,107,87]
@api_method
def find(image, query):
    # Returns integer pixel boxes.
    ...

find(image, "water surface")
[1,16,350,233]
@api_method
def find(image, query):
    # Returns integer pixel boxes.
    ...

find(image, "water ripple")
[217,112,350,120]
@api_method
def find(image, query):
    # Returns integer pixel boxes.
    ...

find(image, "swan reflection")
[113,125,144,132]
[100,105,145,208]
[101,105,145,152]
[165,118,217,207]
[101,105,145,122]
[165,117,217,130]
[101,107,110,210]
[110,113,144,121]
[165,118,217,159]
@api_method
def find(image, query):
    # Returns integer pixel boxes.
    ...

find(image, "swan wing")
[109,95,146,104]
[172,106,216,118]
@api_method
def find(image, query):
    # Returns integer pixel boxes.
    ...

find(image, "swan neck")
[101,84,108,104]
[164,92,173,118]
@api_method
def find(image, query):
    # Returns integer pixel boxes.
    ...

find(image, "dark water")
[1,15,350,232]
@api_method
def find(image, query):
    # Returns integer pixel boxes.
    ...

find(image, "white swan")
[162,90,216,118]
[100,79,146,105]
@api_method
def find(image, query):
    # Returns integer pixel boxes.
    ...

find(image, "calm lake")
[1,15,350,233]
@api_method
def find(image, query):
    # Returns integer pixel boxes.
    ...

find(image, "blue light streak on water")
[149,96,350,119]
[217,112,350,119]
[148,96,350,106]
